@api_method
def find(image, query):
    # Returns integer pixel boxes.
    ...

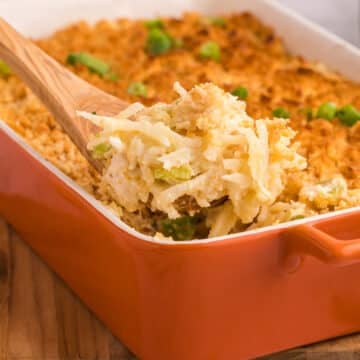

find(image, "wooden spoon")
[0,17,128,171]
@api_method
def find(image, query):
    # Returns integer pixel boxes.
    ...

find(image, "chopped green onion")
[291,215,305,221]
[104,72,119,81]
[92,142,111,158]
[201,16,226,28]
[172,37,184,48]
[0,60,11,77]
[231,86,248,100]
[272,107,290,119]
[337,105,360,127]
[302,107,314,121]
[92,111,97,115]
[146,28,173,55]
[316,102,337,121]
[127,82,147,97]
[199,41,221,62]
[153,165,192,184]
[66,52,111,76]
[209,17,226,27]
[160,215,198,241]
[144,19,164,30]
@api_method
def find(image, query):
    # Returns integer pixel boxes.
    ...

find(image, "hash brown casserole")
[0,12,359,239]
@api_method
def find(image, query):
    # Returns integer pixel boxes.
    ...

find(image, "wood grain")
[0,217,135,360]
[0,17,127,172]
[0,215,359,360]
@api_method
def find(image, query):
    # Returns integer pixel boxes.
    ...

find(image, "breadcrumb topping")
[1,12,359,239]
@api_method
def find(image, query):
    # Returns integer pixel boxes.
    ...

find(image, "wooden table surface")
[1,217,360,360]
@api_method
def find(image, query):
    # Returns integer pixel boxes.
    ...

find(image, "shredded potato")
[82,83,307,236]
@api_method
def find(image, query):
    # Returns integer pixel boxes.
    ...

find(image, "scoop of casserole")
[79,82,309,237]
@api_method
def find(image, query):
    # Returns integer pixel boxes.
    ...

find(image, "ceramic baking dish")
[1,0,360,359]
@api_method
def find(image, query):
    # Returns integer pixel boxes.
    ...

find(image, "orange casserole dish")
[1,0,360,358]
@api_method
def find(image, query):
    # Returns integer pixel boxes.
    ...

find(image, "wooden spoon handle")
[0,18,87,132]
[0,17,126,171]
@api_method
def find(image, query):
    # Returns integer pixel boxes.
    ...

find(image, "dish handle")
[282,212,360,268]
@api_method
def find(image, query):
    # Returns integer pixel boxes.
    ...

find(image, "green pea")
[316,102,337,121]
[146,28,172,55]
[231,87,249,100]
[199,41,221,62]
[272,107,290,119]
[337,105,360,127]
[160,216,198,241]
[144,19,164,30]
[209,17,226,27]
